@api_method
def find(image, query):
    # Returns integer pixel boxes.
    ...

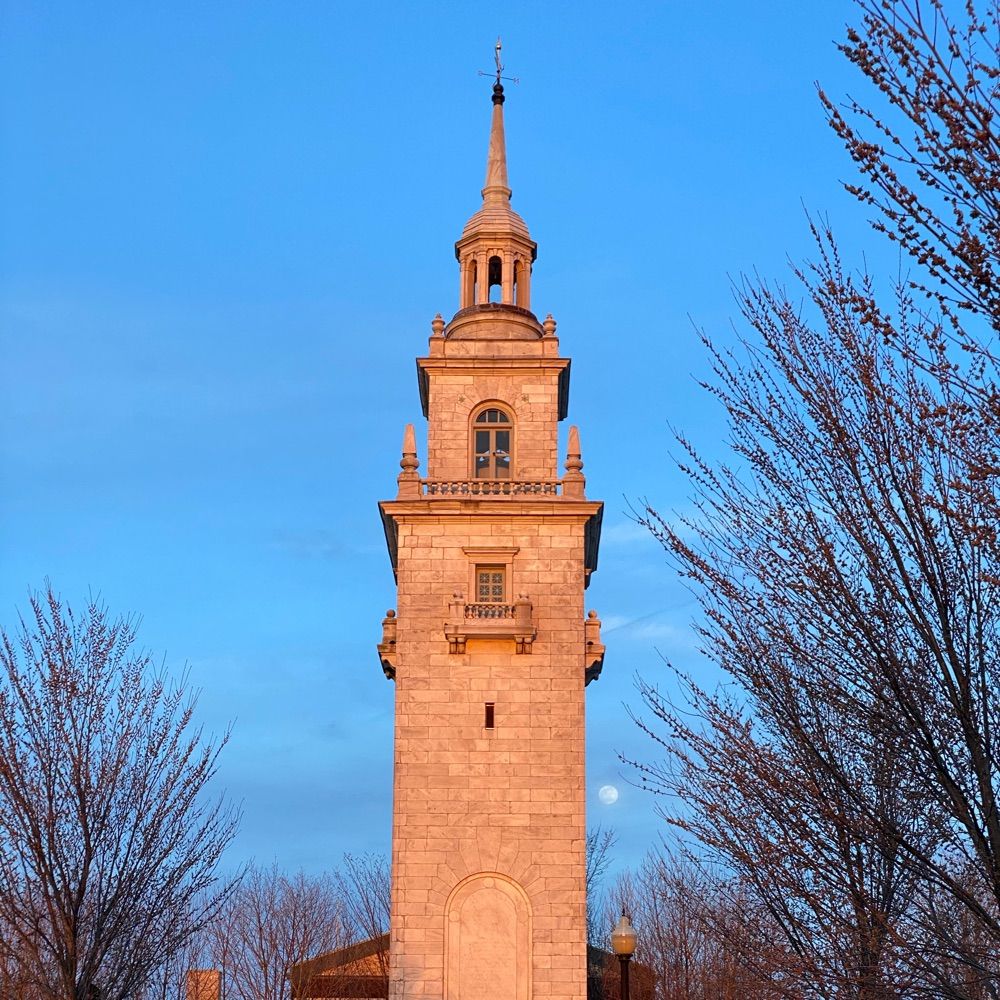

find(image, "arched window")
[488,255,503,303]
[472,407,512,479]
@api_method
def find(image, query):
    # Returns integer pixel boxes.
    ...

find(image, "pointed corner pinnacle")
[564,425,585,498]
[397,423,420,496]
[567,425,581,459]
[401,423,417,464]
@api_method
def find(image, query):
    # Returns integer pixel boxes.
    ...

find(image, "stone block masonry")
[378,72,603,1000]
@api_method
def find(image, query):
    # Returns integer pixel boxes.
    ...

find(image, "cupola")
[453,72,538,319]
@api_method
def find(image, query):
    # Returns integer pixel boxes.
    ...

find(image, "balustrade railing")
[465,602,516,620]
[422,479,562,496]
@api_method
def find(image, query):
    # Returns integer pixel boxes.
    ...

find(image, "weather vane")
[478,37,519,86]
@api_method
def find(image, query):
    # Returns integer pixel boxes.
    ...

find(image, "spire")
[453,40,537,319]
[482,81,511,204]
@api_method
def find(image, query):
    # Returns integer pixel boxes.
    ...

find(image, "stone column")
[502,251,514,304]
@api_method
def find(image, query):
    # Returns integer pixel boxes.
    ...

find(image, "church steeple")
[379,52,604,1000]
[455,55,537,316]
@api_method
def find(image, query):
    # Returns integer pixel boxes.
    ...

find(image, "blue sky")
[1,1,893,883]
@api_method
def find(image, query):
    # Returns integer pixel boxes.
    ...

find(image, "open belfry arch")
[377,46,606,1000]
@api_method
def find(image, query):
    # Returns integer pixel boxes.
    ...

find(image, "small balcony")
[445,594,536,654]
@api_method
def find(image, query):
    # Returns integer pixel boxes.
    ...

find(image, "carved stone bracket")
[377,609,398,681]
[584,609,605,685]
[444,593,536,654]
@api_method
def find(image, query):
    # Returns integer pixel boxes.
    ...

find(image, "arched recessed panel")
[445,874,531,1000]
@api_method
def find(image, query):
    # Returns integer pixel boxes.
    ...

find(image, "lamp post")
[610,910,637,1000]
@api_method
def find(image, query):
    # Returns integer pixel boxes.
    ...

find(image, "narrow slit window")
[485,703,495,729]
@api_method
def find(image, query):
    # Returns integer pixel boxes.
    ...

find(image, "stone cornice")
[378,499,603,587]
[379,498,602,518]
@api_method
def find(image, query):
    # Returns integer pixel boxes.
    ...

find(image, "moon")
[598,784,619,805]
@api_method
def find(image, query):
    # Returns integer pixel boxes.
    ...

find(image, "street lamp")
[610,910,637,1000]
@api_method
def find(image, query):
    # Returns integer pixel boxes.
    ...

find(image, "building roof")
[290,933,389,982]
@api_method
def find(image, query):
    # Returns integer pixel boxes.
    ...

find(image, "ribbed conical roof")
[460,82,532,241]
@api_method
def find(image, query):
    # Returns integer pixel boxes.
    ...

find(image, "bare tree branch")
[0,585,239,1000]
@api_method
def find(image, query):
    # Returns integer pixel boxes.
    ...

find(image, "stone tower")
[377,73,605,1000]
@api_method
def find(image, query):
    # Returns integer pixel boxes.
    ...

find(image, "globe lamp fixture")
[610,911,637,957]
[610,911,637,1000]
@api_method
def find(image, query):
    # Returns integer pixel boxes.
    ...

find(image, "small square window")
[476,566,506,603]
[463,548,518,613]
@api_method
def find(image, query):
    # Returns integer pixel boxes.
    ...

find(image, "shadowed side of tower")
[377,70,605,1000]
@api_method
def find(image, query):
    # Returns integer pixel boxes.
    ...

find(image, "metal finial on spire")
[478,36,520,99]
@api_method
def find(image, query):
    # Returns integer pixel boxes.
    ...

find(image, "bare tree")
[630,657,928,996]
[821,0,1000,496]
[631,1,1000,994]
[0,586,239,1000]
[820,0,1000,335]
[138,928,212,1000]
[211,864,349,1000]
[587,827,618,946]
[634,221,1000,995]
[0,931,43,1000]
[335,853,391,980]
[605,853,792,1000]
